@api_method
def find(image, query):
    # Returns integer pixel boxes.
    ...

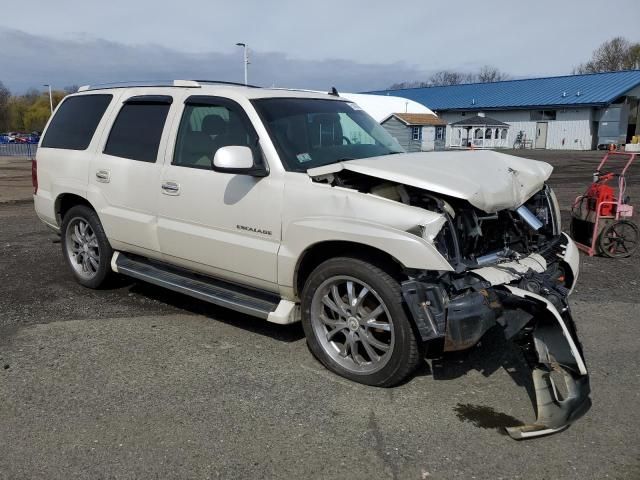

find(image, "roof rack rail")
[77,80,202,92]
[193,79,261,88]
[76,79,261,92]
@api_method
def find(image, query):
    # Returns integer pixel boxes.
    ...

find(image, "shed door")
[535,122,548,149]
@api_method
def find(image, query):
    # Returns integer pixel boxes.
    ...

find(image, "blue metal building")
[367,71,640,150]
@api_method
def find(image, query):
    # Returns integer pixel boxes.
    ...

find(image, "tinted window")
[173,103,254,169]
[104,101,170,162]
[41,94,112,150]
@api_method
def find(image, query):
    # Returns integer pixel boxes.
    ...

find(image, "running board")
[112,252,295,322]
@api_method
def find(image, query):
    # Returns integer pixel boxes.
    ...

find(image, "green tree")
[0,81,10,132]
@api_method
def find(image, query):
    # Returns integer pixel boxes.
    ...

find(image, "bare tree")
[428,70,475,86]
[574,37,640,73]
[0,81,10,132]
[476,65,510,83]
[388,66,510,89]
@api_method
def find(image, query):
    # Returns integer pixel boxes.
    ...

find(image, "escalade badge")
[236,225,272,236]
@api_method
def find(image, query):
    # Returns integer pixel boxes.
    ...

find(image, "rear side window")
[41,94,112,150]
[104,97,171,162]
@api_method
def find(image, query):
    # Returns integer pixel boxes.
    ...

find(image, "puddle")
[454,403,524,434]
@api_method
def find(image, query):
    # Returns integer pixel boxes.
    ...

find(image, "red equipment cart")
[570,151,638,258]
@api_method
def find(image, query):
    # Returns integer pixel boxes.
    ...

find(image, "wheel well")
[55,194,95,225]
[294,241,406,296]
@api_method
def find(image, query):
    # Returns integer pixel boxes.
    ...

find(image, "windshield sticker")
[296,153,313,163]
[347,102,363,111]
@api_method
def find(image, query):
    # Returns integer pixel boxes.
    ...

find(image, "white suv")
[33,80,590,438]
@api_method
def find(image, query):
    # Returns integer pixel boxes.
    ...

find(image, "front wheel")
[301,257,420,387]
[61,205,114,288]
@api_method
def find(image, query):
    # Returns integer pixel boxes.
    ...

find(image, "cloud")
[0,28,428,93]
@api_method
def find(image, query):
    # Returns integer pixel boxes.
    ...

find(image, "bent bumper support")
[402,280,591,439]
[501,286,591,439]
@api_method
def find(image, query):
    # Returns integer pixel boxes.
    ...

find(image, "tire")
[300,257,420,387]
[60,205,114,288]
[598,220,639,258]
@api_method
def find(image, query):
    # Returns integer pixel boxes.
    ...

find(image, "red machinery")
[570,152,638,258]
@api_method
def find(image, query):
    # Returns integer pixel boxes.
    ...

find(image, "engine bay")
[314,170,561,268]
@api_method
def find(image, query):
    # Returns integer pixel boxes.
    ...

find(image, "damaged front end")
[401,205,591,439]
[310,160,591,439]
[402,235,591,439]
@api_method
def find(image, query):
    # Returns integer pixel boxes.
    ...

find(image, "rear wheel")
[598,220,639,258]
[301,257,419,387]
[61,205,114,288]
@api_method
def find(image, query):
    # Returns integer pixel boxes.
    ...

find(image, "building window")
[485,128,492,139]
[501,128,507,139]
[530,110,557,121]
[412,126,422,141]
[436,127,444,140]
[474,128,483,139]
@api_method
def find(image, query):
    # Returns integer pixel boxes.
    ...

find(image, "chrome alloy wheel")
[310,276,395,374]
[65,217,100,279]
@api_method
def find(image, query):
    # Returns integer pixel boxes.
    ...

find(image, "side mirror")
[212,146,268,177]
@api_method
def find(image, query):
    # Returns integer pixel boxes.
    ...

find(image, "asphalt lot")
[1,151,639,479]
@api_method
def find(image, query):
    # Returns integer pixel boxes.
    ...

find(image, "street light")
[43,84,53,113]
[235,42,249,85]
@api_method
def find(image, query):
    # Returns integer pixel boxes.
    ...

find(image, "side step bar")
[112,252,295,322]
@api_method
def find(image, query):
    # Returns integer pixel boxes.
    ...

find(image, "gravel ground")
[0,151,638,479]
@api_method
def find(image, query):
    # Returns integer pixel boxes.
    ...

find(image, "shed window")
[436,126,444,140]
[412,126,422,141]
[485,128,492,139]
[474,128,483,139]
[530,110,556,121]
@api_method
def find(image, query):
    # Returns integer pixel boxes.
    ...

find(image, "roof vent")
[562,91,567,97]
[471,98,476,105]
[576,90,581,97]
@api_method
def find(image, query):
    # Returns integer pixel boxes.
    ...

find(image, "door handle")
[161,181,180,195]
[95,169,110,183]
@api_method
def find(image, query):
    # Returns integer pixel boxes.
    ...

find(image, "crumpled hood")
[307,150,553,213]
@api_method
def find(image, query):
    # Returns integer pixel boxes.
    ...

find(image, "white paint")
[341,93,434,122]
[440,108,594,150]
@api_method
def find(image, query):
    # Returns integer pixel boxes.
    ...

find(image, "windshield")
[252,98,404,172]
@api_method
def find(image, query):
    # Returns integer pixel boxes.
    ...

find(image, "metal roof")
[365,70,640,111]
[385,113,446,126]
[450,115,508,127]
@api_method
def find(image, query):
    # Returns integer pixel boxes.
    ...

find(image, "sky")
[1,0,638,93]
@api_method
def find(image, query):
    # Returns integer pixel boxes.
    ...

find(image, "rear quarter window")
[41,94,113,150]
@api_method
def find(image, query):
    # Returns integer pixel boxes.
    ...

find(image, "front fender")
[277,217,453,288]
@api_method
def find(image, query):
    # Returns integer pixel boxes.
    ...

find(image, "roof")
[340,93,434,121]
[365,70,640,111]
[450,115,509,127]
[383,113,446,126]
[73,81,346,101]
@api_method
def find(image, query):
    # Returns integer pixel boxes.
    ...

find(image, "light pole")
[235,43,249,85]
[43,84,53,113]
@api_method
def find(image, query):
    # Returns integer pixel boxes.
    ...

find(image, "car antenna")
[329,86,339,97]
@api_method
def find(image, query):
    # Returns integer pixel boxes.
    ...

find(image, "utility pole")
[43,84,53,113]
[235,43,249,85]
